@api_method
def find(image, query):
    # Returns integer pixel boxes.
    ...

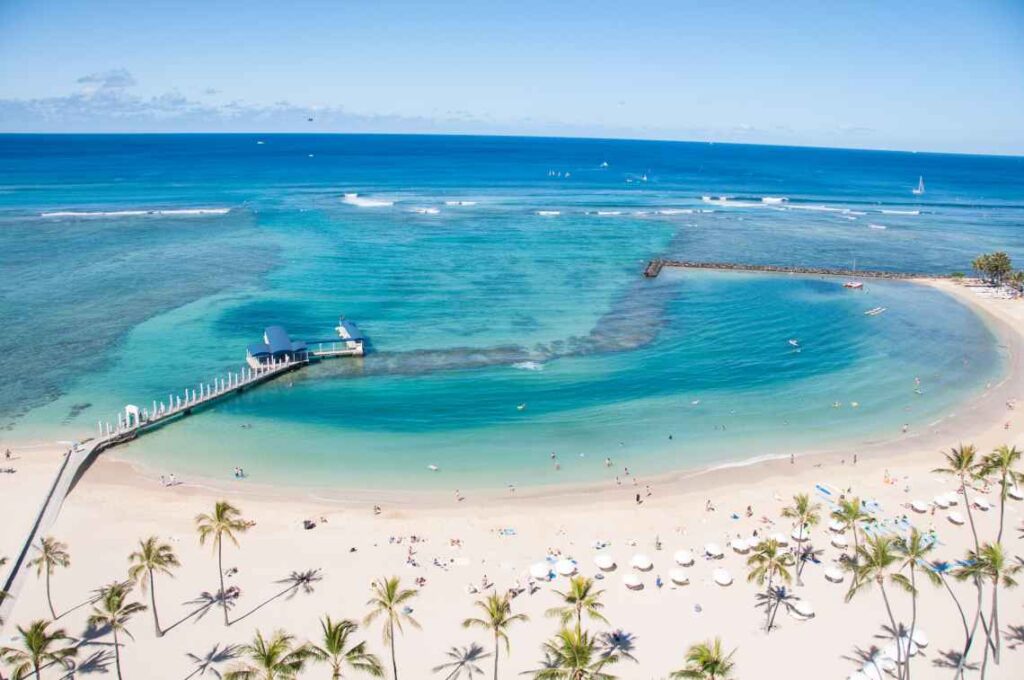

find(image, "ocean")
[1,134,1021,489]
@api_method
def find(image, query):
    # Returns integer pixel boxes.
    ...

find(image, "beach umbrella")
[704,543,724,559]
[831,534,849,549]
[933,495,951,508]
[910,500,929,513]
[828,519,846,533]
[622,573,643,590]
[859,663,885,680]
[769,532,789,546]
[1007,486,1024,501]
[530,562,551,580]
[669,568,689,585]
[824,566,845,583]
[847,671,871,680]
[911,629,929,648]
[731,538,749,554]
[712,569,732,586]
[555,559,577,576]
[942,492,959,506]
[790,599,815,619]
[947,511,965,526]
[673,549,694,566]
[973,498,992,511]
[791,525,810,542]
[593,554,616,571]
[630,554,653,571]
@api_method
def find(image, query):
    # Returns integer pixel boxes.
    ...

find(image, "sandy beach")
[2,277,1022,679]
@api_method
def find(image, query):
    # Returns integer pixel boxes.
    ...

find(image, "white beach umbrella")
[770,532,789,546]
[622,573,643,590]
[731,538,749,554]
[673,549,694,566]
[593,554,616,571]
[1008,486,1024,501]
[630,553,653,571]
[669,568,689,585]
[790,599,815,619]
[831,534,849,549]
[947,511,965,525]
[973,498,992,511]
[910,500,929,513]
[704,543,724,559]
[933,495,951,508]
[942,492,959,506]
[847,672,871,680]
[791,525,810,542]
[712,568,732,586]
[858,663,884,680]
[555,559,577,576]
[911,629,928,648]
[530,562,551,580]
[828,519,847,533]
[824,566,845,583]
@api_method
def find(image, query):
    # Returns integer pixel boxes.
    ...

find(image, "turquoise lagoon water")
[1,135,1021,489]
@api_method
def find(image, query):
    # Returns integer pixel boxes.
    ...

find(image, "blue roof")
[337,319,365,341]
[248,326,306,357]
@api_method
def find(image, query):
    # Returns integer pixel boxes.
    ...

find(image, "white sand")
[1,278,1022,679]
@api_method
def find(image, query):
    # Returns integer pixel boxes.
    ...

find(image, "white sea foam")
[593,210,623,216]
[881,209,920,215]
[342,193,394,208]
[40,208,231,218]
[784,204,850,213]
[444,200,477,206]
[656,208,694,215]
[761,196,788,204]
[410,207,441,215]
[868,223,888,230]
[536,210,561,216]
[513,361,545,371]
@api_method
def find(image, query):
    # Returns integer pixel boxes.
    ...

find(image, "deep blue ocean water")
[1,134,1021,488]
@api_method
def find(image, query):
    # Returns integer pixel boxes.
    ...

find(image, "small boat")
[427,464,440,472]
[788,339,800,348]
[516,403,527,411]
[864,307,887,316]
[600,161,609,168]
[844,281,864,290]
[912,176,925,196]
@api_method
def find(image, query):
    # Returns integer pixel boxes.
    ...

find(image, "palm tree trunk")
[959,475,981,552]
[113,627,123,680]
[389,620,398,680]
[996,471,1007,543]
[33,662,40,680]
[149,569,162,637]
[764,572,774,632]
[959,576,985,680]
[990,583,1000,663]
[906,567,918,680]
[45,568,56,619]
[878,582,904,680]
[493,632,500,680]
[217,537,228,626]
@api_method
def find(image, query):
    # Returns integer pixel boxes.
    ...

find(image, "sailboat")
[912,176,925,196]
[844,258,864,289]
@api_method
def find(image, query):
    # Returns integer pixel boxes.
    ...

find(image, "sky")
[1,0,1022,154]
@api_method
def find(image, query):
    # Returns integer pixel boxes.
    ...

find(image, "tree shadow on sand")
[182,642,241,680]
[931,648,977,671]
[162,591,233,635]
[1006,623,1024,650]
[228,568,322,626]
[57,649,114,678]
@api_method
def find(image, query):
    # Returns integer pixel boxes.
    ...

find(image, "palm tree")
[895,529,935,680]
[746,539,794,632]
[669,638,735,679]
[127,536,180,637]
[830,497,870,557]
[86,581,147,680]
[0,620,77,680]
[195,501,250,626]
[363,576,419,680]
[781,494,820,584]
[27,536,69,619]
[432,644,489,680]
[956,542,1021,669]
[0,555,8,625]
[531,627,617,680]
[981,444,1022,542]
[462,593,527,680]
[545,576,607,632]
[933,444,983,551]
[846,535,909,680]
[223,630,311,680]
[310,616,383,679]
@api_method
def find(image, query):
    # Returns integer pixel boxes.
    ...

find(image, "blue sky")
[1,0,1022,153]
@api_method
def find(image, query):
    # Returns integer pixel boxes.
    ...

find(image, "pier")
[642,259,941,280]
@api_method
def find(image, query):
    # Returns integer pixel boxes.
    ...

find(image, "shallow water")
[1,134,1019,488]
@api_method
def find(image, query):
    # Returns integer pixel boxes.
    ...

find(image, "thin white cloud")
[76,68,137,91]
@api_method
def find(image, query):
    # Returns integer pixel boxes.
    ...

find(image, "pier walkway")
[0,356,303,626]
[643,259,939,280]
